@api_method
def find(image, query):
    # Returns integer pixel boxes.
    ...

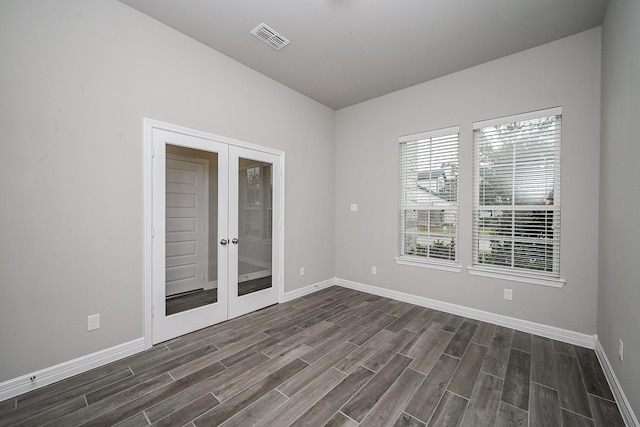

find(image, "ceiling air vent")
[251,23,290,50]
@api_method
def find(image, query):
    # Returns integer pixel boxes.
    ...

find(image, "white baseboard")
[0,338,145,402]
[335,277,595,349]
[282,278,336,302]
[594,336,639,427]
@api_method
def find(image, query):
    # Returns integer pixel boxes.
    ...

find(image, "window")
[472,108,562,282]
[239,162,273,241]
[398,127,459,268]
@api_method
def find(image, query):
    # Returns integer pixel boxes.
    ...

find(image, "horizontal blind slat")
[473,112,561,277]
[399,129,459,263]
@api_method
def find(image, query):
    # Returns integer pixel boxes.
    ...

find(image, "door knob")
[220,239,228,245]
[232,238,239,244]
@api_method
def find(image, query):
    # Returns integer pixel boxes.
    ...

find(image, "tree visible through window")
[473,109,561,276]
[240,162,273,241]
[399,127,459,263]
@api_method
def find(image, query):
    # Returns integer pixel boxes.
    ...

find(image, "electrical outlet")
[504,289,513,300]
[350,203,358,212]
[619,339,624,361]
[88,314,100,331]
[371,266,377,275]
[299,267,305,276]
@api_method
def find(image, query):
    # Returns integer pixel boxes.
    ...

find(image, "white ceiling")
[118,0,608,110]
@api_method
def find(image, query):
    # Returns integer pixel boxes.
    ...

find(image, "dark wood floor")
[166,277,273,315]
[0,286,624,426]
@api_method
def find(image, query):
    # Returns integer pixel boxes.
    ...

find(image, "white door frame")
[143,118,285,349]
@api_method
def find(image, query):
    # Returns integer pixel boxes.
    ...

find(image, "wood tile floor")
[0,286,624,426]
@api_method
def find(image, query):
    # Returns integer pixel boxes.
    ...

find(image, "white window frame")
[469,107,565,287]
[396,126,461,272]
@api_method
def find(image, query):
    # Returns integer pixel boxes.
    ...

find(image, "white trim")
[472,106,563,129]
[594,336,640,427]
[335,277,594,348]
[468,266,566,288]
[399,125,460,142]
[0,338,145,402]
[282,278,337,302]
[278,154,286,304]
[144,118,284,156]
[395,257,462,273]
[143,119,154,349]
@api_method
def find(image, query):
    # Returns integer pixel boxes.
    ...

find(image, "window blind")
[399,127,459,263]
[472,108,561,277]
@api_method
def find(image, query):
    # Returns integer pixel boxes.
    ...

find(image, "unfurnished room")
[0,0,639,425]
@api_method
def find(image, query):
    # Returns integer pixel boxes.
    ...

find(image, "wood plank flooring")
[0,286,624,426]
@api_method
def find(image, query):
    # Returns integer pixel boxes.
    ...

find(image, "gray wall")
[599,0,640,416]
[0,0,335,382]
[335,28,602,334]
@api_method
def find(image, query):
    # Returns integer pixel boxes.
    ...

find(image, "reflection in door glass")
[165,145,219,315]
[238,158,273,296]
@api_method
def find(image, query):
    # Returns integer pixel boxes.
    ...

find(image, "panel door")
[165,157,208,296]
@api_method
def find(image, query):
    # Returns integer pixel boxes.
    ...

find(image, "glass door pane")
[228,146,279,319]
[152,128,228,345]
[237,158,273,296]
[165,145,219,315]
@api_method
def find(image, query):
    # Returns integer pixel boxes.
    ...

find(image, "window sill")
[395,257,462,273]
[467,266,565,288]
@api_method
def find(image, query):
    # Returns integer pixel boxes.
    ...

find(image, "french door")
[151,128,281,344]
[228,146,280,319]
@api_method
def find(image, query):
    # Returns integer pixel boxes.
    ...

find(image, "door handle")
[220,239,228,245]
[232,238,239,244]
